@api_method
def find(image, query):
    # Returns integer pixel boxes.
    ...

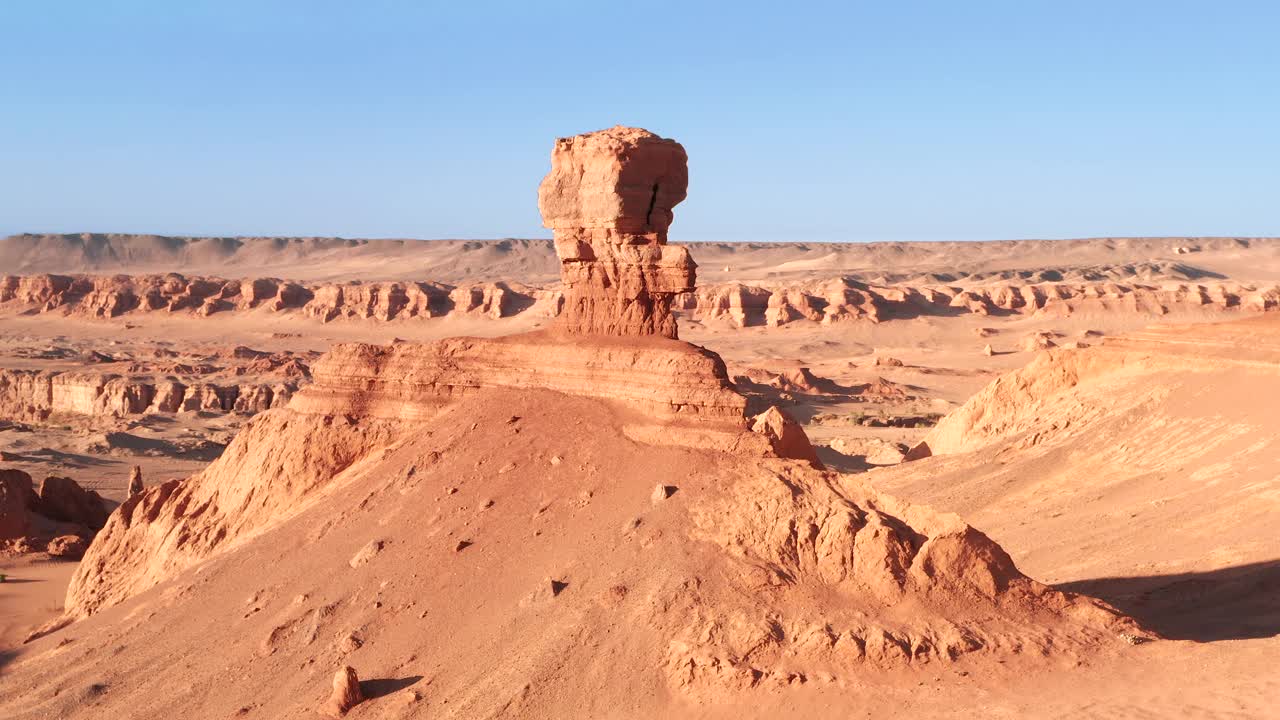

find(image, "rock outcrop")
[3,272,1277,329]
[0,468,37,540]
[538,126,695,338]
[37,475,109,530]
[127,466,144,497]
[324,667,364,717]
[0,273,545,323]
[0,468,103,554]
[0,369,297,422]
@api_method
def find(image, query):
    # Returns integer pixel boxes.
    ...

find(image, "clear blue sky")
[2,1,1277,242]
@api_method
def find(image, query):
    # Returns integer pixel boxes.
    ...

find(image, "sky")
[1,1,1278,242]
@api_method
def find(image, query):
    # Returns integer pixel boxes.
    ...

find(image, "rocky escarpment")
[538,126,695,338]
[682,277,1280,326]
[294,333,748,424]
[3,272,1276,327]
[0,273,546,322]
[0,368,297,422]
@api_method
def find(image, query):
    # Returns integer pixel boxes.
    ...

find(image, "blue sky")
[2,1,1277,241]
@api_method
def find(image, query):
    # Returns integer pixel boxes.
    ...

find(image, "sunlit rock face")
[538,125,695,338]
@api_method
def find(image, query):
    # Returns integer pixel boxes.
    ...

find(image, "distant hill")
[3,232,1278,284]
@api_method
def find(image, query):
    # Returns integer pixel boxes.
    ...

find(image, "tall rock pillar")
[537,126,695,338]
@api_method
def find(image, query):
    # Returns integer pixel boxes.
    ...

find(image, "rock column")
[537,126,695,338]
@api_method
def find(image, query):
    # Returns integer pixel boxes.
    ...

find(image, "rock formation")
[324,666,364,717]
[37,476,109,530]
[2,271,1277,329]
[538,126,695,338]
[0,468,102,555]
[0,273,546,323]
[0,468,36,541]
[127,466,144,497]
[0,368,297,422]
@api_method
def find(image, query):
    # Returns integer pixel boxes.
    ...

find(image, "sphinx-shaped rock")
[538,126,695,338]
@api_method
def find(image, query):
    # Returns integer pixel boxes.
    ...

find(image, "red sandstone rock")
[38,475,109,530]
[46,534,89,559]
[750,407,823,468]
[0,469,37,540]
[324,666,364,717]
[538,126,695,338]
[127,466,144,498]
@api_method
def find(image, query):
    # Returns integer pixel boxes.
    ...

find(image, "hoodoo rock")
[538,126,695,338]
[127,466,144,498]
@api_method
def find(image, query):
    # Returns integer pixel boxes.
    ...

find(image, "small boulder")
[324,666,365,717]
[982,344,994,356]
[348,540,384,569]
[46,535,89,559]
[750,406,823,468]
[650,484,676,504]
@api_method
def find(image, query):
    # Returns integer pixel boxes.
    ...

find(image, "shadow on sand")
[1058,559,1280,642]
[360,675,423,700]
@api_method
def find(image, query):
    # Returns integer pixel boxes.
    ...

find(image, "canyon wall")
[0,368,296,421]
[3,272,1276,326]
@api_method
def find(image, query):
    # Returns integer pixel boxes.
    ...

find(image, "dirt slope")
[874,316,1280,639]
[0,381,1145,719]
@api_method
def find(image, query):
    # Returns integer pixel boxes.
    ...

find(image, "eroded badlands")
[1,128,1277,719]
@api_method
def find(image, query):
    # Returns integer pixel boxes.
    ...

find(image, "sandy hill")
[875,315,1280,642]
[1,381,1138,719]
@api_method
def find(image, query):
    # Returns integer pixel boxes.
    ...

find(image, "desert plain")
[0,127,1278,719]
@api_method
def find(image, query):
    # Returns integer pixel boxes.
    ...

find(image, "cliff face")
[4,271,1276,327]
[0,273,548,322]
[0,368,295,421]
[293,333,747,423]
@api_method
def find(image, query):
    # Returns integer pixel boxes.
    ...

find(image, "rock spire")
[538,126,695,338]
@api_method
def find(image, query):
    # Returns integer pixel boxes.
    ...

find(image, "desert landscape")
[0,124,1276,719]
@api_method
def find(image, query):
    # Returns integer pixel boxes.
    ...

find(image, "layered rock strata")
[4,272,1276,327]
[0,368,296,421]
[0,273,542,322]
[538,126,695,338]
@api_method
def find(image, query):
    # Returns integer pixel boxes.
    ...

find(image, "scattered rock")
[46,534,89,559]
[337,632,363,655]
[982,344,994,356]
[651,484,676,504]
[324,666,364,717]
[750,406,823,467]
[454,540,472,552]
[348,540,384,569]
[873,356,905,367]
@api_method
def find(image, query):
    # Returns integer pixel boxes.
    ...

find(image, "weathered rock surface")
[0,368,297,422]
[0,468,37,540]
[750,406,823,467]
[37,475,109,530]
[324,666,364,717]
[2,272,1277,330]
[538,126,695,338]
[292,331,749,425]
[0,273,544,323]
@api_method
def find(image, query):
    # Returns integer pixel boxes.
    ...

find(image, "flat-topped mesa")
[538,126,695,338]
